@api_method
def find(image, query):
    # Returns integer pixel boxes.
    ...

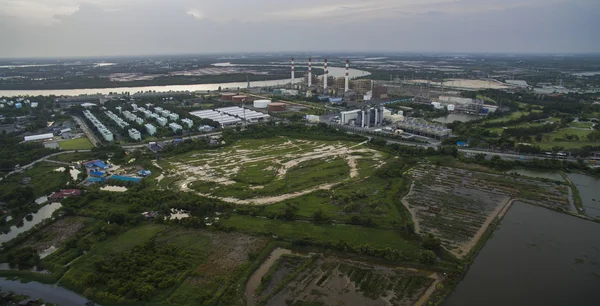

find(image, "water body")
[567,173,600,218]
[0,203,62,245]
[445,202,600,306]
[433,113,481,124]
[505,169,564,182]
[0,67,369,97]
[0,277,89,306]
[245,248,292,306]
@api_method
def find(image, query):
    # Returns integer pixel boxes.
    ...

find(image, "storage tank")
[267,102,286,112]
[447,104,456,111]
[232,95,247,102]
[221,93,236,101]
[253,99,272,108]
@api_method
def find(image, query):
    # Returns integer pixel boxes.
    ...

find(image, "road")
[0,150,92,181]
[72,115,100,147]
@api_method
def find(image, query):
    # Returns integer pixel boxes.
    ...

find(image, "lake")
[0,202,62,245]
[568,173,600,218]
[445,202,600,306]
[0,66,369,97]
[433,113,482,124]
[0,277,90,306]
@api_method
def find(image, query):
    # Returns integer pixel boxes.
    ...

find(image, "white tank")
[447,104,455,111]
[253,99,272,108]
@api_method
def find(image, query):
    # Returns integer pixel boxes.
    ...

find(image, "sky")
[1,0,599,58]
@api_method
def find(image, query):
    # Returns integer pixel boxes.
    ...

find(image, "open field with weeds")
[403,164,572,257]
[58,137,94,150]
[159,137,386,205]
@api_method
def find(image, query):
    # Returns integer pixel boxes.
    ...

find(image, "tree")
[419,250,437,265]
[312,208,329,224]
[422,233,441,252]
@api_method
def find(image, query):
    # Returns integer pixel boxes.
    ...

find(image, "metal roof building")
[189,110,242,126]
[24,133,54,142]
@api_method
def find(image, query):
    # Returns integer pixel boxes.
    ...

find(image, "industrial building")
[232,95,247,102]
[105,111,129,128]
[181,118,194,129]
[169,123,182,132]
[221,93,236,101]
[145,123,157,136]
[129,128,142,140]
[340,106,388,128]
[198,125,215,132]
[396,118,451,139]
[23,133,54,142]
[267,102,286,112]
[189,110,242,127]
[216,107,270,123]
[83,110,113,141]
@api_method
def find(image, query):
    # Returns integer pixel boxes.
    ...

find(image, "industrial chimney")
[324,59,328,90]
[291,57,295,87]
[345,59,349,92]
[308,58,312,87]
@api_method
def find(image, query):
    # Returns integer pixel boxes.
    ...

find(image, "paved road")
[120,131,223,149]
[72,115,100,147]
[0,150,91,181]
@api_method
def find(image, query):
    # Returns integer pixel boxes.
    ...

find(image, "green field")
[485,111,529,124]
[0,162,72,198]
[49,152,95,163]
[569,121,594,129]
[58,137,94,150]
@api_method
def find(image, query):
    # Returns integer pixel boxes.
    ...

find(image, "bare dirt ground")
[165,138,384,205]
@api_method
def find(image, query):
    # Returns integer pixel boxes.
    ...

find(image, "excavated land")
[160,138,385,205]
[402,165,572,257]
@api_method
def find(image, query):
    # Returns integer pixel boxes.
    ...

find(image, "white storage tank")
[447,104,456,111]
[253,99,271,109]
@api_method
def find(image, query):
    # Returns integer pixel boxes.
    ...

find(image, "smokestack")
[324,59,328,90]
[308,58,312,87]
[291,57,295,87]
[345,59,349,92]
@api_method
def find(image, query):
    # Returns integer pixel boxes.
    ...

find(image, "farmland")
[403,164,572,257]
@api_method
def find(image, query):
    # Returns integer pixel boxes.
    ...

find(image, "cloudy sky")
[1,0,599,58]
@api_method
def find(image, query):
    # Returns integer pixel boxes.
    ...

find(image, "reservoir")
[433,113,482,124]
[0,202,62,245]
[445,202,600,306]
[0,67,369,97]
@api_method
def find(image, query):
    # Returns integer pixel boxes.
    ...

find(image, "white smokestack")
[291,57,295,86]
[324,59,328,90]
[308,58,312,87]
[345,59,349,92]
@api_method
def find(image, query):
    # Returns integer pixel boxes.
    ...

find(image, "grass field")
[569,122,594,129]
[485,111,529,124]
[48,152,95,163]
[0,162,72,198]
[222,215,420,251]
[58,137,94,150]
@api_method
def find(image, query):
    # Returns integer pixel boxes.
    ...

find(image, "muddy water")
[567,173,600,218]
[245,248,292,306]
[445,202,600,306]
[0,202,62,245]
[505,169,564,181]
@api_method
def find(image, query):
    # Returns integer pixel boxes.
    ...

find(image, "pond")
[432,113,482,124]
[567,173,600,218]
[505,169,564,182]
[445,202,600,306]
[245,248,293,306]
[0,277,90,306]
[0,202,62,245]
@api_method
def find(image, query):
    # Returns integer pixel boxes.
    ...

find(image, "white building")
[135,117,144,125]
[161,110,171,118]
[131,103,138,111]
[128,128,142,140]
[145,123,157,135]
[169,122,182,132]
[31,102,39,108]
[157,117,168,126]
[169,113,179,121]
[154,107,164,113]
[24,133,54,142]
[181,118,194,128]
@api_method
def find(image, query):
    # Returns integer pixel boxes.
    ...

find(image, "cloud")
[0,0,598,57]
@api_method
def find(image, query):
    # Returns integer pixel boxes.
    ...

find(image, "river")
[567,173,600,218]
[0,66,369,97]
[432,113,482,124]
[0,277,89,306]
[445,202,600,306]
[0,202,62,245]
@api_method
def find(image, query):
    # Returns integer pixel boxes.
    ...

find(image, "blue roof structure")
[90,171,106,177]
[138,170,152,176]
[110,175,142,183]
[456,141,468,147]
[84,160,109,169]
[87,177,105,182]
